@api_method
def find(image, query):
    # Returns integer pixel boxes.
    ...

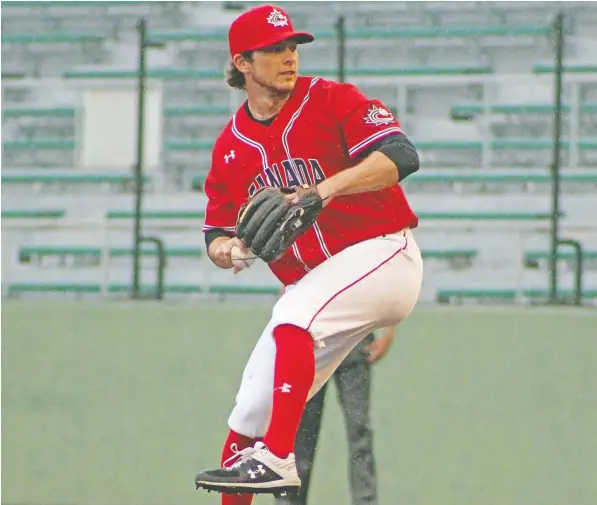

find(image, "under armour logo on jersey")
[224,150,235,163]
[274,382,292,393]
[247,465,266,479]
[267,8,288,27]
[363,104,395,126]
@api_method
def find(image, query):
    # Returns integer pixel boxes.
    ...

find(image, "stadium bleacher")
[2,1,596,303]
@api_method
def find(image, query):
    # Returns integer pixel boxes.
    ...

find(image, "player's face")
[249,40,299,93]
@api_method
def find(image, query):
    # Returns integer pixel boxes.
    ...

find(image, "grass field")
[2,300,597,505]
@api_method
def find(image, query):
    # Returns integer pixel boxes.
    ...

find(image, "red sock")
[220,430,255,505]
[263,324,315,458]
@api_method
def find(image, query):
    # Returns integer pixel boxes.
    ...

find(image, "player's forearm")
[316,151,398,203]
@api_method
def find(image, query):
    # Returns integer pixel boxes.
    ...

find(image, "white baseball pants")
[228,228,423,438]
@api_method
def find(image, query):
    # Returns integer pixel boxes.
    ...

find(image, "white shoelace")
[222,443,258,469]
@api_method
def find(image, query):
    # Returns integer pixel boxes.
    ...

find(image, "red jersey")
[203,76,419,286]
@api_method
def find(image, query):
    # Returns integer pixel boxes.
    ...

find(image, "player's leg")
[334,335,377,505]
[195,326,362,496]
[220,430,259,505]
[196,228,422,495]
[196,321,315,496]
[275,384,328,505]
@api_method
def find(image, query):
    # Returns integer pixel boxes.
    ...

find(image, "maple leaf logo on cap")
[267,8,288,27]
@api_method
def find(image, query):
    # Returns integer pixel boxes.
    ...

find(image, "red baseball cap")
[228,4,314,57]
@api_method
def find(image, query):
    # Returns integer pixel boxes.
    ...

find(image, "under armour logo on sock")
[247,464,266,479]
[274,382,292,393]
[224,150,235,163]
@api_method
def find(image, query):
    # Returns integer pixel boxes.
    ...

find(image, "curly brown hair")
[225,51,254,90]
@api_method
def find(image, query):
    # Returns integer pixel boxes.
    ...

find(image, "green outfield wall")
[2,301,596,505]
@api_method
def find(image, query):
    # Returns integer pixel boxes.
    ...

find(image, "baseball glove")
[235,184,324,263]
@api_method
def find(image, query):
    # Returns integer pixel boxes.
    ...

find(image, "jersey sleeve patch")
[329,82,404,159]
[362,104,395,127]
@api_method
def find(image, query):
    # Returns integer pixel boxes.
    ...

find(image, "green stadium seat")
[421,249,477,268]
[163,105,231,117]
[101,208,557,222]
[148,31,229,43]
[164,140,215,151]
[491,139,563,150]
[64,66,493,81]
[405,139,595,153]
[451,102,597,117]
[534,64,597,74]
[1,33,107,44]
[2,106,76,118]
[522,289,597,300]
[417,211,556,220]
[106,210,206,219]
[2,70,27,80]
[18,245,474,265]
[148,25,548,43]
[437,288,597,303]
[107,284,203,294]
[415,141,483,150]
[579,139,597,150]
[63,68,222,80]
[407,173,597,184]
[5,283,202,295]
[2,209,65,219]
[19,245,203,261]
[7,282,101,294]
[4,1,154,7]
[208,284,280,296]
[1,172,146,185]
[192,172,597,191]
[490,139,596,150]
[524,250,597,268]
[421,249,476,259]
[303,66,493,77]
[437,289,517,303]
[5,282,281,296]
[101,209,555,222]
[2,139,75,150]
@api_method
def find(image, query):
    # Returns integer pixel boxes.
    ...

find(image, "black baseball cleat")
[195,441,301,495]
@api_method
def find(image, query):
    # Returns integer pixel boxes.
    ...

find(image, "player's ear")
[232,53,252,74]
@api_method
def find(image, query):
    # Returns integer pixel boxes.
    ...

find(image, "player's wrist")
[316,180,336,206]
[208,237,234,269]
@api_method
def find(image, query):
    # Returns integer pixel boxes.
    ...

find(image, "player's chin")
[275,74,297,92]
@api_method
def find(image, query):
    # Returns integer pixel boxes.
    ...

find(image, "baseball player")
[275,325,397,505]
[194,4,423,504]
